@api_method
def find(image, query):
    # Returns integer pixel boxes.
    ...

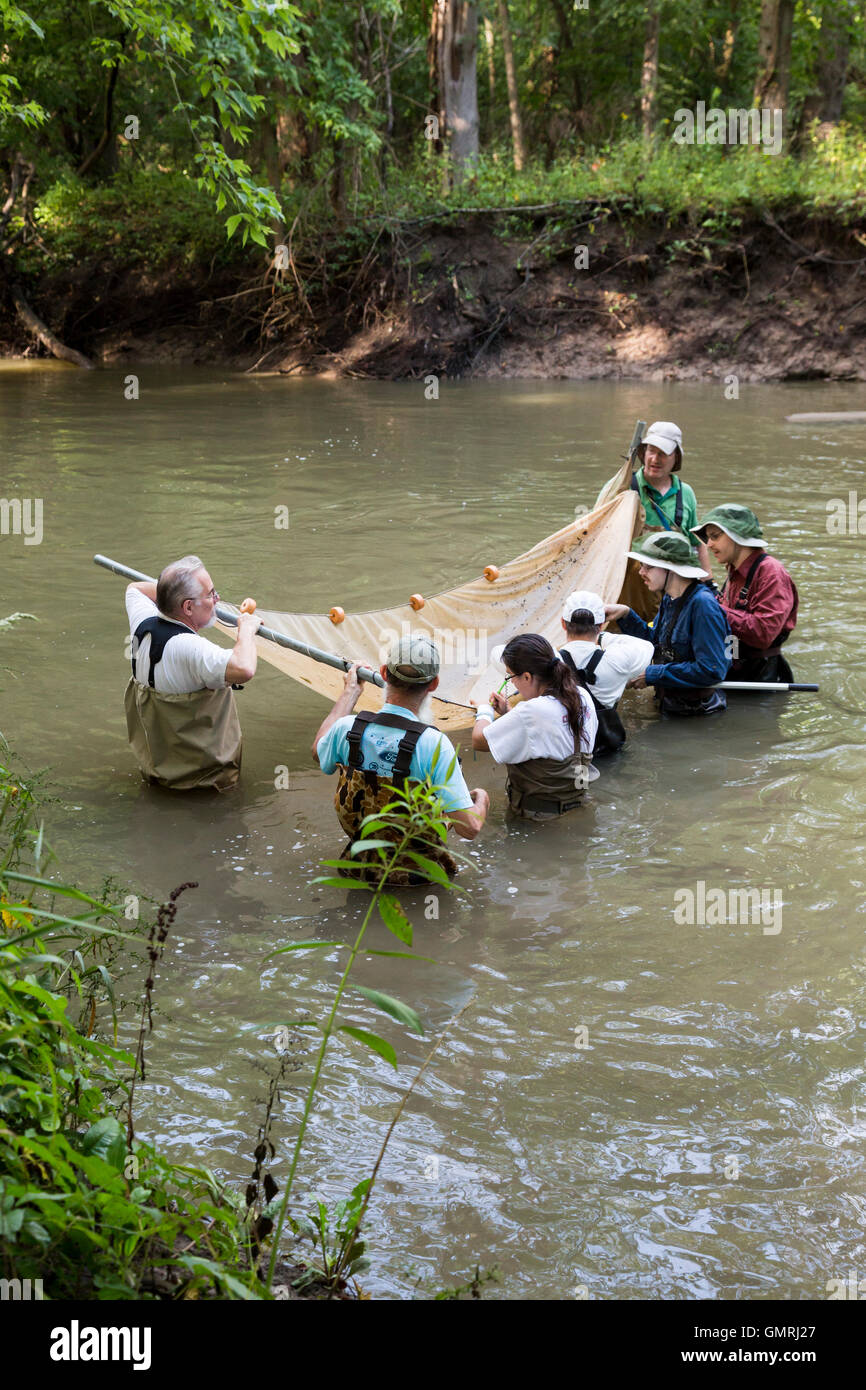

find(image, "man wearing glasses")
[124,555,260,791]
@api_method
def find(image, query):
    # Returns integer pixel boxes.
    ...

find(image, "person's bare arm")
[224,611,261,685]
[311,664,362,762]
[470,691,508,751]
[128,580,157,603]
[449,788,489,839]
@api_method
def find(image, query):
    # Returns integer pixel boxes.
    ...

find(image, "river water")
[2,366,865,1300]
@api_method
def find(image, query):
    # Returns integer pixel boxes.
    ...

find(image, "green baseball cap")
[693,504,768,548]
[628,531,709,578]
[386,632,440,684]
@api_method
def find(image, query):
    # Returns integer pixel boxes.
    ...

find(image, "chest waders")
[619,475,687,624]
[505,751,593,821]
[724,551,794,684]
[124,615,242,792]
[653,582,725,716]
[334,710,458,888]
[560,645,627,757]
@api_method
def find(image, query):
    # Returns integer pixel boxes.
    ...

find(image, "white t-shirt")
[125,588,230,694]
[483,691,597,765]
[559,632,654,708]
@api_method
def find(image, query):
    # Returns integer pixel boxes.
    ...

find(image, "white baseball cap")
[642,421,683,462]
[562,590,606,626]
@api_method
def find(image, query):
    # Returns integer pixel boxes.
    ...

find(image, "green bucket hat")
[628,531,709,579]
[692,504,767,549]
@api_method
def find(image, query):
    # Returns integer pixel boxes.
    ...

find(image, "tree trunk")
[815,1,850,122]
[496,0,525,171]
[550,0,583,114]
[641,5,660,142]
[753,0,795,125]
[429,0,480,186]
[9,281,94,369]
[483,16,496,141]
[713,0,740,83]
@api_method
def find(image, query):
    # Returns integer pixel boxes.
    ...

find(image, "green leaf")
[339,1026,397,1070]
[378,894,411,945]
[225,213,243,238]
[348,840,393,856]
[354,986,424,1037]
[81,1117,127,1171]
[402,852,460,889]
[266,941,345,957]
[364,949,434,962]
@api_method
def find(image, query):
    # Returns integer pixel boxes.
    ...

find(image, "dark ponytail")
[501,633,585,747]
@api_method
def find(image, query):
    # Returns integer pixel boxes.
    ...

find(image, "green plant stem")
[330,997,473,1290]
[264,838,407,1289]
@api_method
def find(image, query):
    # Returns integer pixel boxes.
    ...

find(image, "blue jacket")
[620,582,731,693]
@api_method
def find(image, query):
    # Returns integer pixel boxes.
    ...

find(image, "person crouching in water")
[313,634,488,886]
[692,504,798,684]
[605,533,731,716]
[558,589,654,757]
[471,634,598,821]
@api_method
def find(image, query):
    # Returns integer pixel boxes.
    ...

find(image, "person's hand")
[604,602,629,621]
[629,672,648,690]
[490,691,510,715]
[236,611,261,636]
[342,662,362,701]
[470,788,490,815]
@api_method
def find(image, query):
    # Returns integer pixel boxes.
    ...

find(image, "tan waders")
[504,751,593,822]
[124,678,242,792]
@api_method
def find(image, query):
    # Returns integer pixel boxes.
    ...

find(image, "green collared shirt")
[632,467,699,543]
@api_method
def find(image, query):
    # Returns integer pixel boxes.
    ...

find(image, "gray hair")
[157,555,206,617]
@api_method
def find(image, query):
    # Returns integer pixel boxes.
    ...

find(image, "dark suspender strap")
[735,550,769,609]
[132,616,191,687]
[345,710,435,778]
[635,472,684,532]
[674,485,683,528]
[391,727,424,786]
[629,473,639,493]
[559,648,578,673]
[585,648,604,682]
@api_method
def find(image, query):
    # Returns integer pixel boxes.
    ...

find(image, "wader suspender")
[346,710,432,788]
[732,550,769,609]
[560,646,604,686]
[631,473,684,530]
[131,616,192,688]
[654,580,699,664]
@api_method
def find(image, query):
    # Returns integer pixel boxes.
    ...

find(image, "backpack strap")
[132,615,191,688]
[345,710,436,787]
[560,646,603,686]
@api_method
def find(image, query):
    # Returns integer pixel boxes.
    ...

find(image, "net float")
[409,594,425,611]
[483,565,500,582]
[329,606,345,624]
[239,597,257,614]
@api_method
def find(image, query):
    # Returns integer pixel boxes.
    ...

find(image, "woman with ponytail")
[471,634,599,821]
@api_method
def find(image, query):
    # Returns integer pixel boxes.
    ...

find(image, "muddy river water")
[2,367,865,1299]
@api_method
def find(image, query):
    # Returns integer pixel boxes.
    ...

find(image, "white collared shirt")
[126,589,230,694]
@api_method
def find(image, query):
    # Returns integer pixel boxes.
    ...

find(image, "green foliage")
[0,758,267,1299]
[24,169,249,272]
[265,774,469,1293]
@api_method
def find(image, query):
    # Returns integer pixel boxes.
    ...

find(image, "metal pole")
[93,554,385,687]
[717,681,819,692]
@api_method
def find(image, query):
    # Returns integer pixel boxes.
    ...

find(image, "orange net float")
[409,594,425,611]
[239,597,257,614]
[329,606,345,624]
[483,565,500,582]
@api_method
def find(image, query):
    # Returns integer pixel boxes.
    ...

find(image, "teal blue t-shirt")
[316,703,473,813]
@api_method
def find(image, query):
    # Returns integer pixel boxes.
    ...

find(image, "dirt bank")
[3,209,866,380]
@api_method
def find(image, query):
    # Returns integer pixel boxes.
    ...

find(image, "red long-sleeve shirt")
[720,553,798,653]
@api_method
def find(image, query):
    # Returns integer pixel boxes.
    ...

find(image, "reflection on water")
[2,368,865,1298]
